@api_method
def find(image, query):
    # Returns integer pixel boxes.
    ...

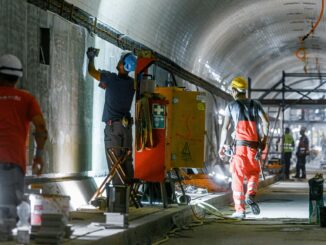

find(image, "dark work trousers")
[0,163,24,223]
[104,121,134,185]
[296,156,306,178]
[283,152,292,179]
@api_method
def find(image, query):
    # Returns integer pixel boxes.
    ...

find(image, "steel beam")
[261,99,326,106]
[283,120,326,124]
[258,78,283,100]
[252,89,326,92]
[284,85,312,100]
[284,73,326,77]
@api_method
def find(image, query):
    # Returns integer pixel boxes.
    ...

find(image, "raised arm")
[87,48,101,81]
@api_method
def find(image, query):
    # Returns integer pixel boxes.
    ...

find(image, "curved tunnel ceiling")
[67,0,326,99]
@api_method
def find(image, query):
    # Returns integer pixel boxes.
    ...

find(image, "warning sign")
[181,142,192,162]
[152,104,165,129]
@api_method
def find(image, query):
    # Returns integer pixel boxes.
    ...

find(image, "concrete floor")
[2,169,325,244]
[153,173,326,245]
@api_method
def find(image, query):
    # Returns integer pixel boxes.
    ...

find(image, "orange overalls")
[230,100,261,213]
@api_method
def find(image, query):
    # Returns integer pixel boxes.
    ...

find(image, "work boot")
[245,195,260,215]
[231,211,246,220]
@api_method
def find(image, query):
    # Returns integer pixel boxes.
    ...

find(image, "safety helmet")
[0,54,23,77]
[230,76,248,92]
[120,52,137,72]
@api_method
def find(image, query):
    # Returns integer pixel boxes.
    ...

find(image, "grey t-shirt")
[225,99,264,124]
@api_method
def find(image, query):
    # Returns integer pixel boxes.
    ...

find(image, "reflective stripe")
[248,186,257,192]
[233,191,244,197]
[247,182,257,188]
[284,143,293,151]
[247,182,258,192]
[234,199,245,205]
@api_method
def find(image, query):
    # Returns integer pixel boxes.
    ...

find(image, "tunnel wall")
[0,0,226,177]
[0,0,95,175]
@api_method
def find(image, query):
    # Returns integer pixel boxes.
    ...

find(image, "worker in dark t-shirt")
[87,48,136,185]
[293,127,309,179]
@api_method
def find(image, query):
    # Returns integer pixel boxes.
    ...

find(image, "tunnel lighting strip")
[27,0,231,101]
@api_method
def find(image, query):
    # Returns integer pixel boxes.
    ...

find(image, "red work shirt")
[0,87,42,173]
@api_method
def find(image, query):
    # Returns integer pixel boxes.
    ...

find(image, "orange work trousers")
[230,146,260,213]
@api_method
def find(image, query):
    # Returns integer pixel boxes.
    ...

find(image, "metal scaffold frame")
[249,71,326,179]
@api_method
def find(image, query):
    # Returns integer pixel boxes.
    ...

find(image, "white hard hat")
[0,54,23,77]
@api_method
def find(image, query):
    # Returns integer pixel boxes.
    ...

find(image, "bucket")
[320,206,326,227]
[29,194,70,226]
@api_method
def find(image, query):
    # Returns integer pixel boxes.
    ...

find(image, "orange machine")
[134,98,168,182]
[134,87,206,182]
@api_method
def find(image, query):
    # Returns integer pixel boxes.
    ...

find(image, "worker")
[293,127,309,179]
[219,76,269,219]
[282,127,295,180]
[0,54,48,239]
[86,48,136,186]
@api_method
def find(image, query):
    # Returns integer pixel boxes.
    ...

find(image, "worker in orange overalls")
[219,76,269,219]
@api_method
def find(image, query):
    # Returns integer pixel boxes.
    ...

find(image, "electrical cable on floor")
[177,178,237,223]
[152,235,169,245]
[62,227,106,243]
[152,199,241,244]
[154,175,238,245]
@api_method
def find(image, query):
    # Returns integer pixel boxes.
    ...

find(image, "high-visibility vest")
[283,133,294,152]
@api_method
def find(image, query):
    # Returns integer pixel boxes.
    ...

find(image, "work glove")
[218,146,226,160]
[254,149,262,161]
[86,47,98,59]
[260,136,267,150]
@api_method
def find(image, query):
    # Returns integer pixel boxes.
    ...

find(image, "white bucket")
[29,194,70,226]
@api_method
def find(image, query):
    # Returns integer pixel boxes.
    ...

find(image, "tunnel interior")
[1,0,326,221]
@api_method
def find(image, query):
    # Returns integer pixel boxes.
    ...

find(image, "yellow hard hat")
[230,76,248,92]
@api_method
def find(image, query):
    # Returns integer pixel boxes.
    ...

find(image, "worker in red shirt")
[0,54,48,239]
[219,76,269,219]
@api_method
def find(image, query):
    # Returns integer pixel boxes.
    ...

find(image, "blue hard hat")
[121,53,136,72]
